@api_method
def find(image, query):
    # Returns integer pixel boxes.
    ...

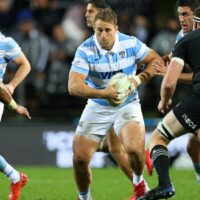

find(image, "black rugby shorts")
[173,93,200,133]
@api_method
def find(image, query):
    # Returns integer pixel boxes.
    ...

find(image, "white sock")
[4,164,20,184]
[78,189,91,200]
[133,173,144,185]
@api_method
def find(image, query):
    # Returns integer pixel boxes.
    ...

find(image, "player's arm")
[130,49,163,89]
[6,52,31,94]
[68,71,118,100]
[153,60,193,84]
[0,81,31,119]
[159,58,184,113]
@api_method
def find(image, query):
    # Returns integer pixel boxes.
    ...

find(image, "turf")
[0,166,199,200]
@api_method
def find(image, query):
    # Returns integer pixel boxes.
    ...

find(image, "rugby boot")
[129,180,148,200]
[8,173,28,200]
[137,184,175,200]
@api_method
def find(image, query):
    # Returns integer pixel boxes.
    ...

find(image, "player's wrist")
[8,99,18,110]
[133,75,142,86]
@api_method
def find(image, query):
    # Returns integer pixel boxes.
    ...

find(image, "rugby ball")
[108,72,131,106]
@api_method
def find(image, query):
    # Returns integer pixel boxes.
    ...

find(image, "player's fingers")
[25,111,31,119]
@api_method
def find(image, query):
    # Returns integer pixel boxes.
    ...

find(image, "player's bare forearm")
[160,86,175,106]
[0,82,31,119]
[9,53,31,89]
[138,49,164,83]
[68,71,108,99]
[161,59,183,105]
[0,81,12,104]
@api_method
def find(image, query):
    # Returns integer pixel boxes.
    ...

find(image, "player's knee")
[73,154,90,167]
[73,151,90,167]
[125,143,145,159]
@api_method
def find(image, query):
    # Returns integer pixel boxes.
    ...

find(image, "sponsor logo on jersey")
[99,69,123,79]
[119,51,126,58]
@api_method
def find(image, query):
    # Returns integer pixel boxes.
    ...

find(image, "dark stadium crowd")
[0,0,192,120]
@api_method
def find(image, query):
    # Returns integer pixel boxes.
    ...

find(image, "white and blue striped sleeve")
[175,30,184,44]
[4,37,21,61]
[71,46,89,76]
[133,37,149,62]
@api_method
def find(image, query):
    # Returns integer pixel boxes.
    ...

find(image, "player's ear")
[115,25,118,31]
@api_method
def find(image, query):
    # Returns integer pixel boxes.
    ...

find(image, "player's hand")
[153,60,168,77]
[15,105,31,119]
[5,84,15,95]
[128,79,136,95]
[106,84,127,101]
[104,84,128,105]
[158,99,172,114]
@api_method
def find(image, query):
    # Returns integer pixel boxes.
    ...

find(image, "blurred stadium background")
[0,0,196,198]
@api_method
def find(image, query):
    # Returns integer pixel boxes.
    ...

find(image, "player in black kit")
[138,5,200,200]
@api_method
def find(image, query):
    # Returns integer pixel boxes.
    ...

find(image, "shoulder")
[77,36,96,54]
[118,32,139,43]
[0,36,19,50]
[118,32,145,48]
[118,32,132,41]
[80,36,95,49]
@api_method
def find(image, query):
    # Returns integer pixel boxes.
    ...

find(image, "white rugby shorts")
[75,100,144,142]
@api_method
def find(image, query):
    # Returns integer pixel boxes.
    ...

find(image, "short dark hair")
[176,0,200,11]
[94,8,117,25]
[87,0,110,9]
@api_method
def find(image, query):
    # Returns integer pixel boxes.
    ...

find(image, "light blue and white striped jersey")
[0,32,21,81]
[175,29,188,43]
[71,32,149,106]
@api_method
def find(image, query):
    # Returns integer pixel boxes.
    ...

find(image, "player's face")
[94,19,118,51]
[178,6,193,33]
[85,3,99,28]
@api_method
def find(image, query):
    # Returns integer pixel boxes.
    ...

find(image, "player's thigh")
[73,134,99,163]
[163,110,186,137]
[173,93,200,134]
[114,101,145,152]
[106,128,126,153]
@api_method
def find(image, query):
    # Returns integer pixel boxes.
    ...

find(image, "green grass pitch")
[0,166,199,200]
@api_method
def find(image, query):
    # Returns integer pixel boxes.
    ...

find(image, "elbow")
[68,88,74,96]
[68,84,76,96]
[26,62,31,74]
[163,81,175,91]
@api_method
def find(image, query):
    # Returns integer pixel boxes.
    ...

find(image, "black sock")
[151,145,171,187]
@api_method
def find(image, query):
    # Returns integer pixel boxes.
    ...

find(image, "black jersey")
[172,29,200,93]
